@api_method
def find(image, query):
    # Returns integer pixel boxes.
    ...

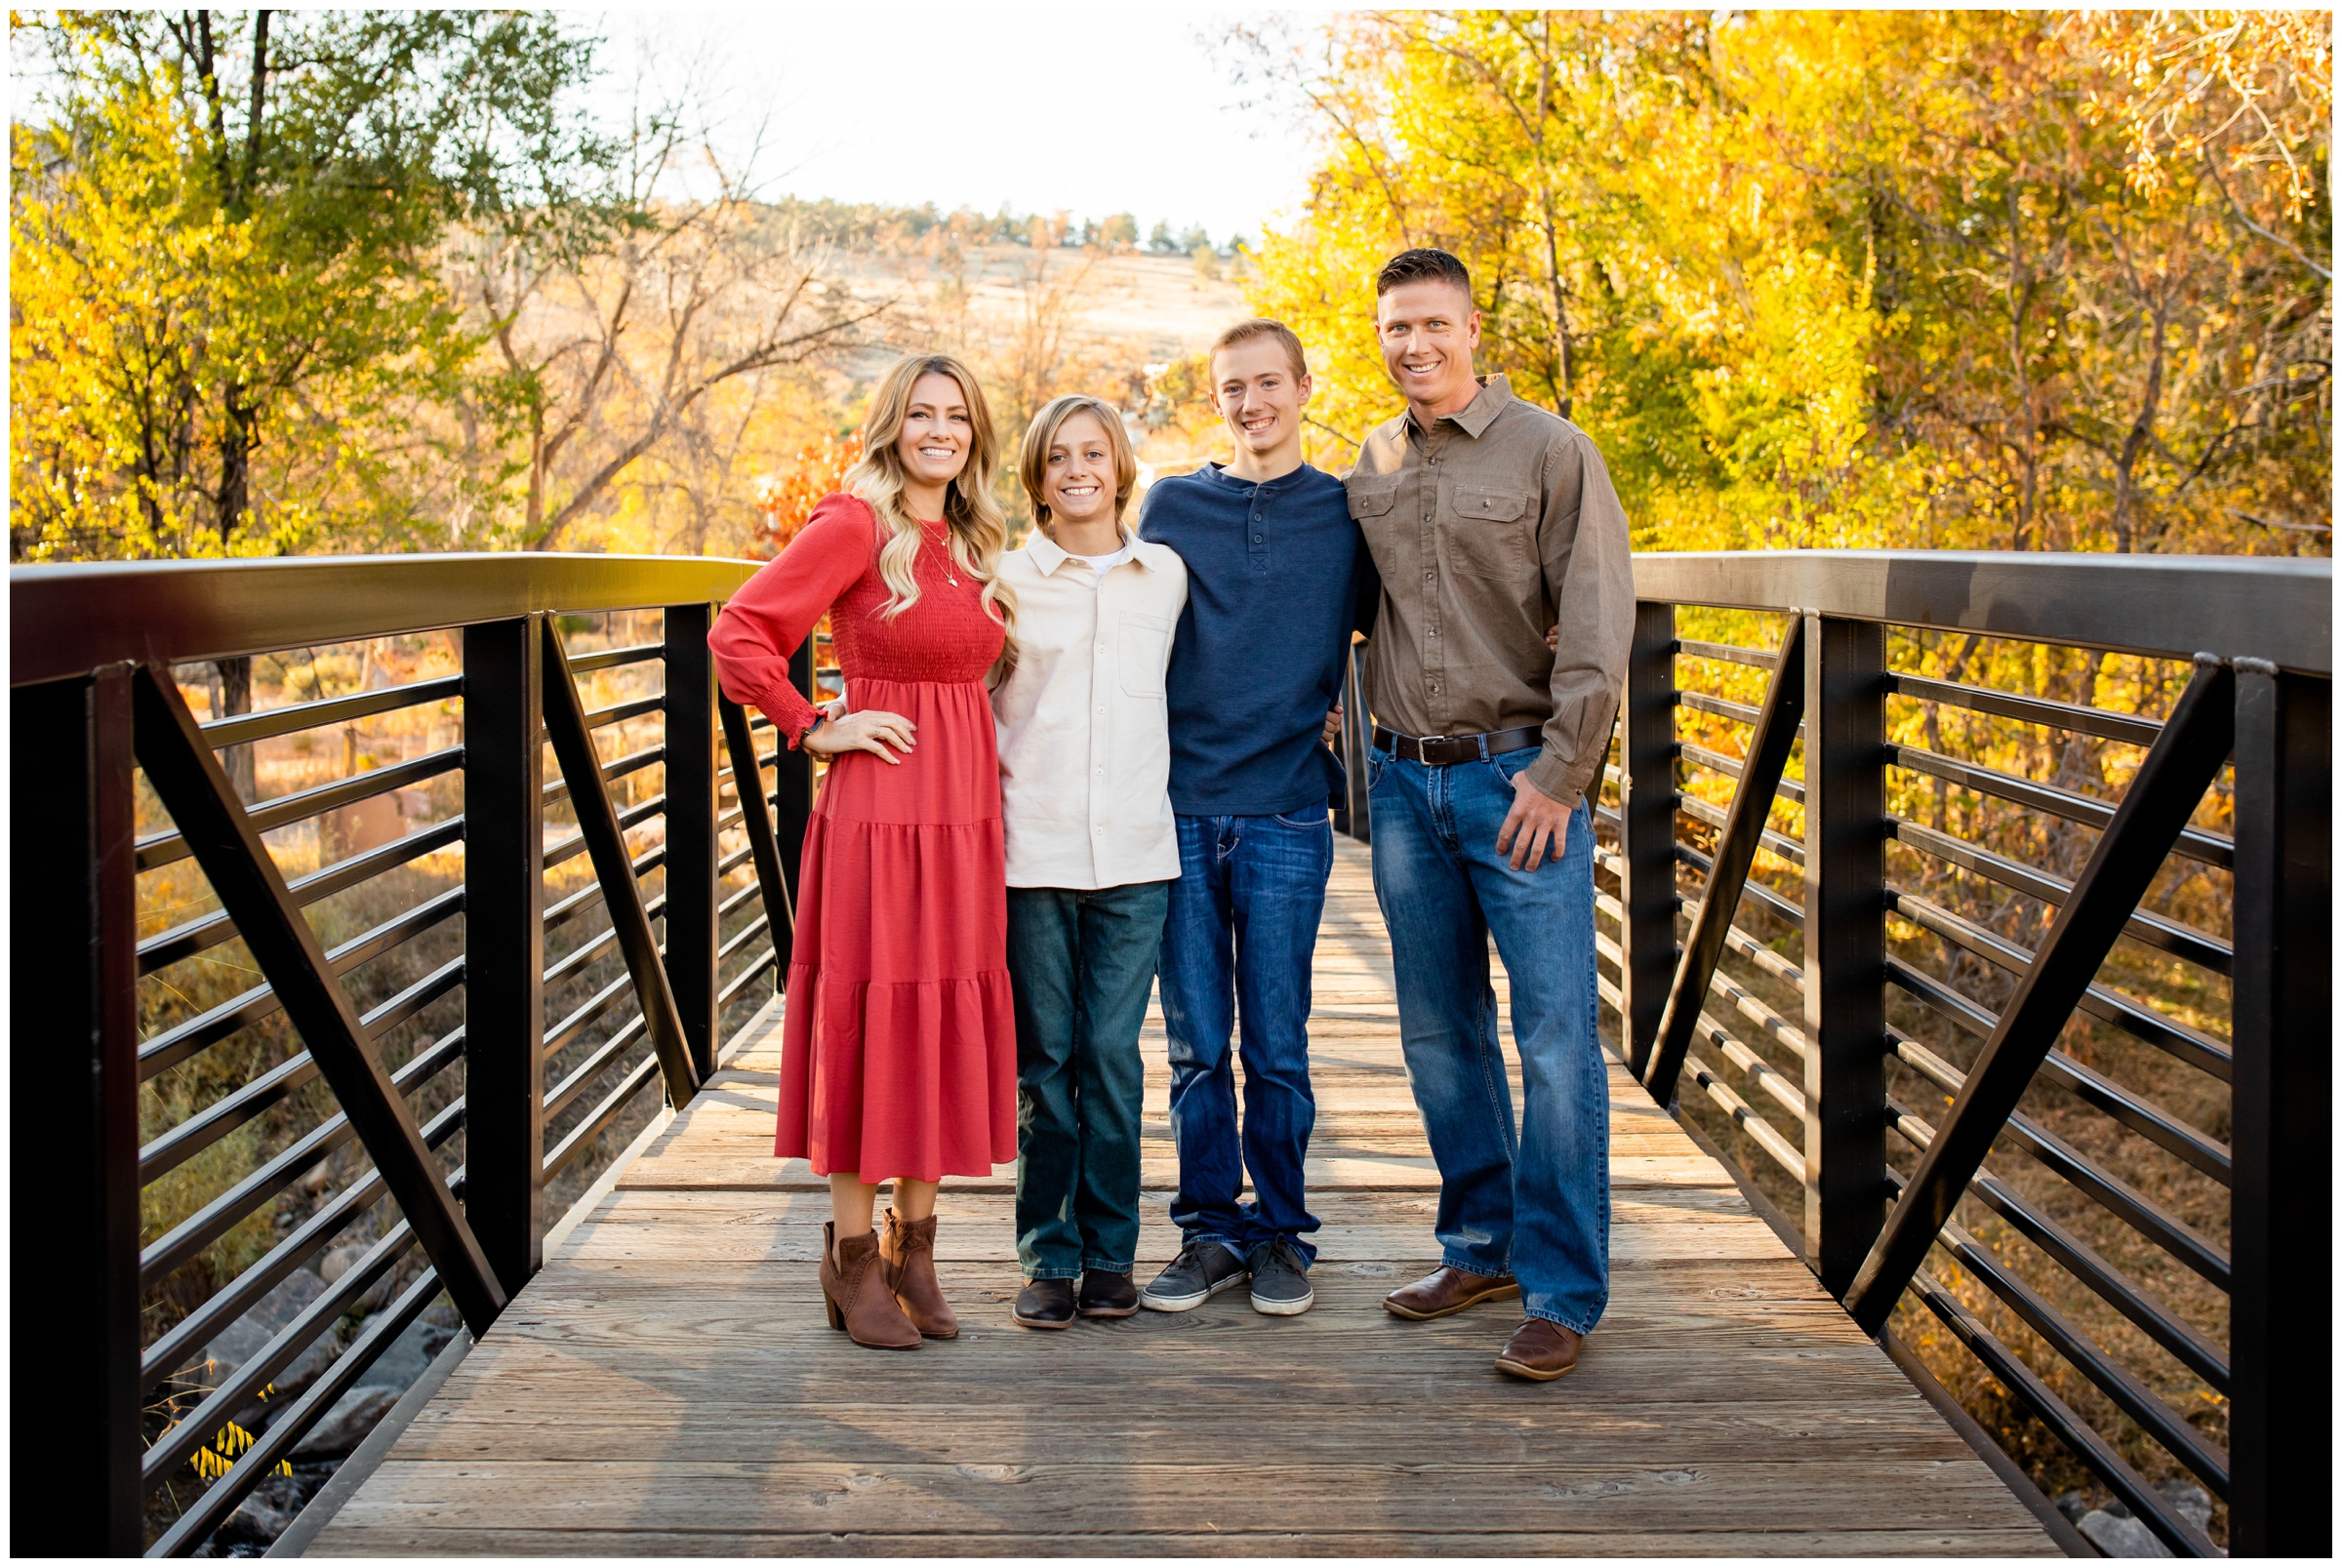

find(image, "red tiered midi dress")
[707,493,1016,1181]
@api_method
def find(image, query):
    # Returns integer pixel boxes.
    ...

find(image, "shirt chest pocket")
[1117,610,1171,699]
[1346,477,1401,582]
[1441,484,1536,582]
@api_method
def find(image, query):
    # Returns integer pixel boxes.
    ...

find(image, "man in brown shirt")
[1344,248,1634,1382]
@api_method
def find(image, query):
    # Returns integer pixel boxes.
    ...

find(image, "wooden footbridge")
[306,840,2054,1555]
[17,550,2326,1555]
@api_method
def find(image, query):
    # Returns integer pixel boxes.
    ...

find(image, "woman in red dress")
[708,353,1018,1350]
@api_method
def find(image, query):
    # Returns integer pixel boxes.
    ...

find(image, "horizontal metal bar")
[545,972,636,1062]
[1630,549,2330,676]
[137,746,463,871]
[142,1214,427,1489]
[544,896,666,987]
[149,1264,444,1556]
[1885,1089,2229,1392]
[1676,839,1805,927]
[1888,816,2233,975]
[544,845,666,935]
[1682,1050,1805,1178]
[543,1051,662,1179]
[1887,671,2166,747]
[1690,1006,1808,1120]
[543,793,664,869]
[581,692,664,731]
[1676,636,1779,670]
[545,1014,648,1121]
[566,641,664,674]
[1887,744,2233,868]
[542,743,665,810]
[1677,689,1762,726]
[142,951,463,1175]
[1883,957,2231,1182]
[1680,739,1806,804]
[139,890,464,1080]
[1888,886,2233,1081]
[716,911,770,962]
[1906,1266,2220,1555]
[11,553,762,685]
[717,879,763,919]
[197,674,464,749]
[138,819,465,976]
[718,946,778,1007]
[1679,790,1805,865]
[137,1030,465,1296]
[1933,1214,2230,1498]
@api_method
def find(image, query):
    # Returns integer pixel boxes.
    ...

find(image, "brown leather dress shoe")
[1494,1317,1584,1382]
[1383,1266,1522,1320]
[820,1223,921,1349]
[879,1208,958,1339]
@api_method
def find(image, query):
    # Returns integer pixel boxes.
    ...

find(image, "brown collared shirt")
[1345,375,1635,810]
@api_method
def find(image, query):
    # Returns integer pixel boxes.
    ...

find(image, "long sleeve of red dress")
[707,494,873,746]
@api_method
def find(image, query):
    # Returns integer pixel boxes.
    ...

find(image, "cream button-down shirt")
[991,529,1190,889]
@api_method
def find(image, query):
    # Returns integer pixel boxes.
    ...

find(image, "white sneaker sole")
[1139,1271,1250,1312]
[1250,1287,1314,1316]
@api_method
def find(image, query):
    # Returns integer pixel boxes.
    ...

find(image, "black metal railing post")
[1337,639,1372,843]
[2227,662,2331,1557]
[1800,613,1886,1296]
[1619,602,1678,1076]
[463,616,546,1295]
[774,640,817,914]
[12,666,142,1555]
[663,603,720,1079]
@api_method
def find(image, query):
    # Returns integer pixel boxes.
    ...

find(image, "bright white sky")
[602,5,1324,245]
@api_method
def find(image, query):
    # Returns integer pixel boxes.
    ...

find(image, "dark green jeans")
[1007,880,1172,1280]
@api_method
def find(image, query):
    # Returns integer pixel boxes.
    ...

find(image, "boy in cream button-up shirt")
[989,396,1189,1330]
[992,527,1188,888]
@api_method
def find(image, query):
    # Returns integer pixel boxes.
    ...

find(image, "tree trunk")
[214,656,258,802]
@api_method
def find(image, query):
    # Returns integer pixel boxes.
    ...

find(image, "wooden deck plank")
[307,838,2055,1557]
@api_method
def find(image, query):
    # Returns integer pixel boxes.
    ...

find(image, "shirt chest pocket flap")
[1444,484,1535,580]
[1118,610,1171,698]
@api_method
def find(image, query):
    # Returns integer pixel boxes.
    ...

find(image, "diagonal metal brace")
[542,620,702,1109]
[128,665,508,1335]
[1644,617,1807,1106]
[1844,659,2237,1335]
[720,696,796,980]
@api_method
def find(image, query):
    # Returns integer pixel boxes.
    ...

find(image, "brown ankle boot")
[820,1223,921,1349]
[879,1207,958,1339]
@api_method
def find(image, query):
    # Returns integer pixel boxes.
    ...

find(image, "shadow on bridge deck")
[304,840,2057,1556]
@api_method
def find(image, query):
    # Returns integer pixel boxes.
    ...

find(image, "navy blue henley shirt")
[1137,461,1379,817]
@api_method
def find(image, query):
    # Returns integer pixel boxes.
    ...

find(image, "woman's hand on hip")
[804,708,915,764]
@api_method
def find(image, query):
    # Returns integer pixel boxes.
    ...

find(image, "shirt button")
[1097,642,1107,651]
[1424,571,1435,580]
[1094,826,1104,835]
[1254,535,1264,543]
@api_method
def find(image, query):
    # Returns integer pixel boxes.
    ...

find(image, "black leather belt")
[1373,724,1543,766]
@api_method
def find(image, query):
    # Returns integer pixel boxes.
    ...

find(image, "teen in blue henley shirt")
[1137,461,1378,816]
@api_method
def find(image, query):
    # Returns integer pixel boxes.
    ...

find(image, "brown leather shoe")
[1494,1317,1584,1382]
[879,1208,959,1339]
[821,1223,921,1349]
[1383,1266,1522,1321]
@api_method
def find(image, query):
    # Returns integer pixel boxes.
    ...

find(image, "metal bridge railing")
[1332,548,2329,1556]
[15,546,2330,1555]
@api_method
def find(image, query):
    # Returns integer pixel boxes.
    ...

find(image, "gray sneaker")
[1140,1240,1250,1311]
[1247,1237,1314,1316]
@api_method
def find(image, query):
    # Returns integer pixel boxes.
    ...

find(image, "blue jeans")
[1366,744,1609,1333]
[1157,807,1334,1263]
[1007,881,1171,1280]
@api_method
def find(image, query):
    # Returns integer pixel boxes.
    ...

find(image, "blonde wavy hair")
[1018,395,1139,537]
[842,354,1017,655]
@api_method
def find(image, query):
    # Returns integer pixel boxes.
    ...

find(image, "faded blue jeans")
[1157,807,1333,1263]
[1007,881,1172,1280]
[1366,744,1609,1333]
